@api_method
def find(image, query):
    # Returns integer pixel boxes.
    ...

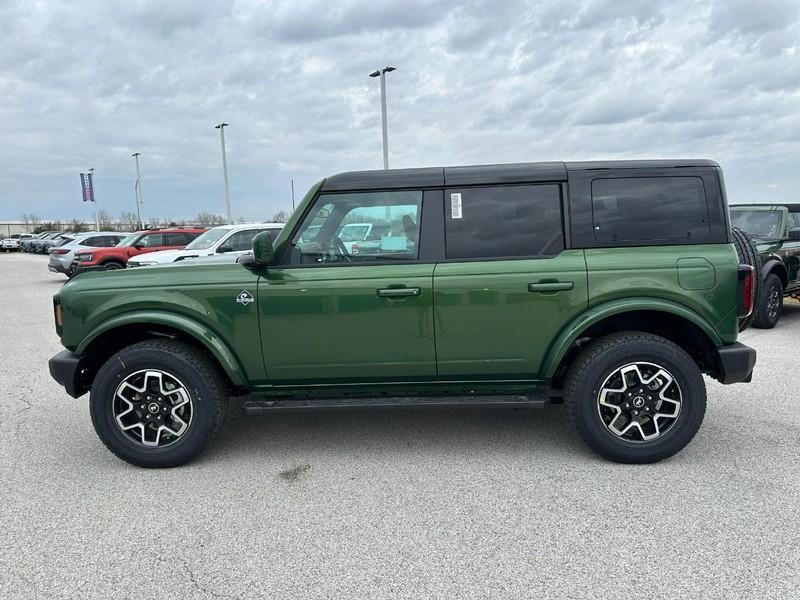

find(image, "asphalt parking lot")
[1,252,798,599]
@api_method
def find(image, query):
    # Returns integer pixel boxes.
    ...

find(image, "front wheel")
[90,339,227,467]
[753,273,783,329]
[564,332,706,464]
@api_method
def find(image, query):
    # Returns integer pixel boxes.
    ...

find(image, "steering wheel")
[334,236,352,262]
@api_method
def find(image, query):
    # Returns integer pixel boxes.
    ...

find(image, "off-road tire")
[731,226,761,331]
[89,339,228,468]
[753,273,783,329]
[564,332,707,464]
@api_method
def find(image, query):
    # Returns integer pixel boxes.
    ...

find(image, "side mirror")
[217,244,233,254]
[133,243,143,250]
[788,228,800,241]
[240,231,275,271]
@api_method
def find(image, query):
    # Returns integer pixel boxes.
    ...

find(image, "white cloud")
[0,0,798,222]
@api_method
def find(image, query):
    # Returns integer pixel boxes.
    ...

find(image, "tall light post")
[88,167,98,231]
[132,152,143,229]
[369,66,396,170]
[215,122,232,224]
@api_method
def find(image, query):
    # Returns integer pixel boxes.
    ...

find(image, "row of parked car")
[2,222,285,278]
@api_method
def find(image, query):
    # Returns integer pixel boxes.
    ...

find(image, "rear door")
[433,184,588,379]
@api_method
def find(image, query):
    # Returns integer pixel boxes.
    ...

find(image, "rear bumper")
[48,257,70,274]
[48,350,90,398]
[717,342,757,384]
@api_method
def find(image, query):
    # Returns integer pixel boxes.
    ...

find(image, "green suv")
[49,160,757,467]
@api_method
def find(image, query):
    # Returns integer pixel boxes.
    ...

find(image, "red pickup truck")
[72,228,206,274]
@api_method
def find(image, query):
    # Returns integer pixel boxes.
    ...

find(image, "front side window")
[138,233,165,248]
[444,184,564,260]
[289,191,422,265]
[225,229,263,252]
[591,177,710,242]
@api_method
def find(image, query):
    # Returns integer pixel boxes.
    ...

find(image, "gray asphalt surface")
[1,252,798,599]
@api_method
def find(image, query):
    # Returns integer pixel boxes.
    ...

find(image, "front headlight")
[75,253,93,262]
[130,261,156,267]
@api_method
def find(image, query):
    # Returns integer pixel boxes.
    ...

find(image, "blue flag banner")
[80,172,95,202]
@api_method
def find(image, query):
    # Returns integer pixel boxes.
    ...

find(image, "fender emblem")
[236,290,255,306]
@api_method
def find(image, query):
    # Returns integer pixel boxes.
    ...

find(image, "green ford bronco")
[730,204,800,328]
[49,160,757,467]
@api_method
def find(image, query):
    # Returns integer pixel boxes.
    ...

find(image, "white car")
[2,233,34,252]
[47,231,129,277]
[127,223,284,267]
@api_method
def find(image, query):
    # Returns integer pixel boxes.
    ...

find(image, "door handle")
[528,281,574,293]
[377,287,422,298]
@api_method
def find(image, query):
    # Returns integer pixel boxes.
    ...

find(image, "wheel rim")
[113,369,193,447]
[767,287,781,320]
[596,362,682,443]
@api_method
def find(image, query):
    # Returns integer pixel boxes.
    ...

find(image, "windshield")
[184,228,229,250]
[117,233,141,247]
[730,210,783,238]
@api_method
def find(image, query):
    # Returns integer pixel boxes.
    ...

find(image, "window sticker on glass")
[450,193,463,219]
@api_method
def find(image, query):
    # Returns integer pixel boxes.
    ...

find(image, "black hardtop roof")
[731,203,800,212]
[321,159,720,191]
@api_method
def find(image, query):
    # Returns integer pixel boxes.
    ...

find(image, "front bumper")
[49,350,90,398]
[717,342,757,384]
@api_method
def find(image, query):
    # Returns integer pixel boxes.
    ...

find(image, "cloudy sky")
[0,0,798,222]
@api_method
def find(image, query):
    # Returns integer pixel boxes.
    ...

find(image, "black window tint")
[166,232,188,246]
[591,177,709,242]
[444,185,563,260]
[226,230,261,251]
[81,236,101,246]
[787,212,800,230]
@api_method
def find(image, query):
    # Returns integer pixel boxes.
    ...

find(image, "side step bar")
[242,394,551,415]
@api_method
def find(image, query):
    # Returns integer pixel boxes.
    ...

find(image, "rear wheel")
[753,273,783,329]
[90,340,228,467]
[564,332,706,464]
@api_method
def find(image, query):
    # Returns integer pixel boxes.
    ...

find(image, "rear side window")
[444,184,564,260]
[591,177,709,242]
[166,232,190,246]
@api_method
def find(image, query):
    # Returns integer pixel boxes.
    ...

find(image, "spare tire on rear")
[730,226,761,332]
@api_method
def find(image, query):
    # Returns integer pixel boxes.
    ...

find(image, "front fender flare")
[75,310,248,387]
[541,298,724,379]
[760,258,787,284]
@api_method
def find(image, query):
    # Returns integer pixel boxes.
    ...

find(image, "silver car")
[48,231,128,277]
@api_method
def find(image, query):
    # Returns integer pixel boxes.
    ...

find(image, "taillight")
[52,248,69,255]
[53,296,63,336]
[738,265,755,318]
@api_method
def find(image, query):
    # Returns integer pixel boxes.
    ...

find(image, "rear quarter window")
[591,177,710,243]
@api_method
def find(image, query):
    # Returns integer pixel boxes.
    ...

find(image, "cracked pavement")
[1,252,799,599]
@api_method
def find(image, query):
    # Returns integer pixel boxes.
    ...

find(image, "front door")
[433,183,588,379]
[258,189,436,383]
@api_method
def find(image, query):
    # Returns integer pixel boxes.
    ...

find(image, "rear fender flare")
[542,298,724,379]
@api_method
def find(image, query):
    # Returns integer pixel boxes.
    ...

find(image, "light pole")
[132,152,143,229]
[369,66,396,170]
[88,167,98,231]
[215,122,232,224]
